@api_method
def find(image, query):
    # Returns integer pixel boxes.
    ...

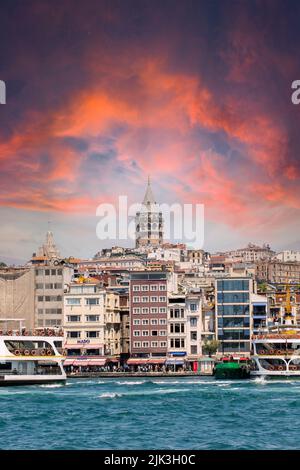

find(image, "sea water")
[0,376,299,449]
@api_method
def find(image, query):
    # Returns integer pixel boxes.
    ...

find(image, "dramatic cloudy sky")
[0,0,300,263]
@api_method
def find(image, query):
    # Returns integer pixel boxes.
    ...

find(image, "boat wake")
[98,387,191,399]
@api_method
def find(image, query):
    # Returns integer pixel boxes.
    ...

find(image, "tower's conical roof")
[142,176,156,205]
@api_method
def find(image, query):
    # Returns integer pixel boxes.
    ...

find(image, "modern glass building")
[216,277,254,355]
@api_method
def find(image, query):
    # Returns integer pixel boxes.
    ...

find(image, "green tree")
[202,339,220,357]
[0,262,7,267]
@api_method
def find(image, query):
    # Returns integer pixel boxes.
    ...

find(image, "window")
[86,331,100,338]
[190,303,197,311]
[217,292,249,304]
[67,315,81,322]
[133,319,140,325]
[170,323,184,333]
[218,305,250,316]
[150,307,158,313]
[151,319,158,325]
[133,285,140,291]
[159,284,166,291]
[160,342,167,348]
[190,331,197,341]
[152,330,158,336]
[38,309,43,315]
[142,307,149,314]
[67,331,81,338]
[85,298,99,305]
[159,307,166,313]
[191,345,197,355]
[151,296,158,302]
[190,317,197,326]
[159,319,166,325]
[142,342,149,348]
[141,296,149,303]
[86,315,99,322]
[133,296,140,303]
[66,298,81,305]
[133,307,140,314]
[134,331,140,336]
[159,330,166,336]
[142,319,149,325]
[38,296,44,302]
[133,342,141,348]
[217,279,249,292]
[151,341,158,347]
[159,296,166,302]
[36,283,43,289]
[141,285,149,291]
[45,270,50,276]
[150,285,158,291]
[57,269,63,275]
[142,331,149,336]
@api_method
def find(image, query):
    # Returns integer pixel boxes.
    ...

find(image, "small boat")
[0,327,66,386]
[214,356,251,379]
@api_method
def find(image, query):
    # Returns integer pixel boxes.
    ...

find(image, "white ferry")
[252,326,300,377]
[0,320,66,385]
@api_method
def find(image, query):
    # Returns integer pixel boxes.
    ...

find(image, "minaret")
[135,177,163,248]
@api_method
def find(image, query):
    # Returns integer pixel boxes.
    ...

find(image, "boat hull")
[0,374,66,386]
[214,363,250,379]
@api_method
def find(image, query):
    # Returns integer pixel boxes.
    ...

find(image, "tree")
[0,262,7,267]
[202,339,220,357]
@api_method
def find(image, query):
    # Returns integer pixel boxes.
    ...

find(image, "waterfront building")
[167,292,203,369]
[215,277,254,355]
[104,290,121,358]
[135,178,163,249]
[128,271,169,367]
[63,280,106,362]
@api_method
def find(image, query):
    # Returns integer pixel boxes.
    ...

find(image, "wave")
[116,381,146,385]
[39,384,64,388]
[98,387,191,399]
[99,392,122,398]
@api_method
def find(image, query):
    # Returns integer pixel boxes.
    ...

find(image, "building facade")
[129,272,168,362]
[216,277,254,355]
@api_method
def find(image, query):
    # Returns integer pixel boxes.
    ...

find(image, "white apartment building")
[275,250,300,262]
[167,293,202,369]
[63,281,106,358]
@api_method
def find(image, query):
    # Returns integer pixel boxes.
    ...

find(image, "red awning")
[73,360,90,366]
[147,358,166,364]
[88,359,106,366]
[63,359,74,366]
[127,358,149,365]
[127,358,166,365]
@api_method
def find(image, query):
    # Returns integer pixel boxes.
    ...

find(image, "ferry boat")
[0,321,66,385]
[251,286,300,377]
[252,326,300,377]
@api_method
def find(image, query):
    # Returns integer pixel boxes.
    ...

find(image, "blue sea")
[0,376,299,449]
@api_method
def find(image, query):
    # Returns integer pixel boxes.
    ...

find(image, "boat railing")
[253,334,300,340]
[257,349,300,356]
[0,329,64,337]
[8,347,59,356]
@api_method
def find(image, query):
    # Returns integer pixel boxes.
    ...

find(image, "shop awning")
[63,359,74,366]
[127,358,149,365]
[147,358,166,364]
[127,358,166,365]
[65,344,82,349]
[88,359,106,366]
[73,360,90,366]
[165,359,185,365]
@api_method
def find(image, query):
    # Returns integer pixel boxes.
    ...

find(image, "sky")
[0,0,300,264]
